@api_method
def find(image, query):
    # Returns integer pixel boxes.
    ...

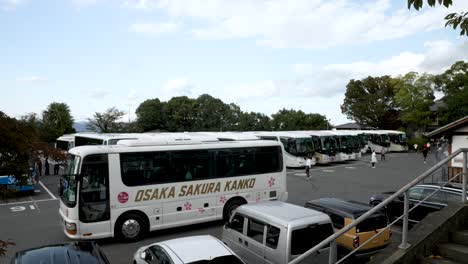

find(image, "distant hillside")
[73,121,89,132]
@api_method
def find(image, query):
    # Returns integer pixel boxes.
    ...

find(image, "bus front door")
[79,154,111,239]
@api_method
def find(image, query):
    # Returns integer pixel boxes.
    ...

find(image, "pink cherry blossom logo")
[184,201,192,210]
[219,196,227,204]
[268,177,275,188]
[256,196,261,203]
[198,208,205,213]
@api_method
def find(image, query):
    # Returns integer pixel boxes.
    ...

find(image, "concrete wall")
[368,203,468,264]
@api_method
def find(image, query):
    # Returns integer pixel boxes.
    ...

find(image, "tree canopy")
[341,76,400,129]
[393,72,435,129]
[408,0,468,36]
[41,102,75,142]
[87,107,126,133]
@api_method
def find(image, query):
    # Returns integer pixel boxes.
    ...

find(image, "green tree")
[164,96,197,132]
[0,112,37,178]
[87,107,126,132]
[434,61,468,124]
[194,94,233,131]
[42,102,75,142]
[135,98,167,132]
[408,0,467,36]
[237,112,272,131]
[271,109,329,130]
[341,76,400,129]
[393,72,435,130]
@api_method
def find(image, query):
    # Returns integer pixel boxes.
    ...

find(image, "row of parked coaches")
[12,199,391,264]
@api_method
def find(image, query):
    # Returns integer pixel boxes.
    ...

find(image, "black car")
[369,183,467,223]
[11,241,110,264]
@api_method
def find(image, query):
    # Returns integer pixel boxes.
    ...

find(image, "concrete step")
[452,230,468,247]
[422,256,462,264]
[438,243,468,263]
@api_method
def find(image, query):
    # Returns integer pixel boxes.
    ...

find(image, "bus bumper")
[59,208,81,239]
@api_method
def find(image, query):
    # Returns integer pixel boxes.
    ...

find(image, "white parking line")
[39,180,57,199]
[0,198,58,206]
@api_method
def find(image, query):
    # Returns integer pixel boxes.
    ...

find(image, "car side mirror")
[140,250,153,262]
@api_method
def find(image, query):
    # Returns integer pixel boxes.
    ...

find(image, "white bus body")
[56,134,76,151]
[247,131,316,168]
[382,130,408,152]
[360,131,390,154]
[328,130,362,160]
[300,131,341,164]
[59,140,287,241]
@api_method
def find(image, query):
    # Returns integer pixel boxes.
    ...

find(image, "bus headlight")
[65,222,77,235]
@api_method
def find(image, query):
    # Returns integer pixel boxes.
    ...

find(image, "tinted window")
[229,214,244,233]
[423,189,446,203]
[149,246,174,264]
[408,187,425,200]
[247,218,265,244]
[356,214,388,233]
[266,225,280,249]
[329,213,345,229]
[121,146,282,187]
[291,223,334,255]
[75,136,104,146]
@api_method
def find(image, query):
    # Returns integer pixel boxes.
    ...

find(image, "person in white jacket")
[371,150,377,168]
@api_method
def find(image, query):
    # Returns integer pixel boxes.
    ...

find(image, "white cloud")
[159,78,193,99]
[86,89,110,98]
[122,0,159,10]
[1,0,24,10]
[71,0,98,7]
[16,76,47,82]
[154,0,468,49]
[130,21,181,36]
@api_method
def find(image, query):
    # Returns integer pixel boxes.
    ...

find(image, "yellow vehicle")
[305,198,391,258]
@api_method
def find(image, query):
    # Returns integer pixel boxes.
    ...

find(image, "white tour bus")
[56,134,76,152]
[247,131,317,168]
[59,139,287,241]
[360,130,390,153]
[300,131,341,164]
[327,130,362,160]
[74,133,149,147]
[383,130,408,152]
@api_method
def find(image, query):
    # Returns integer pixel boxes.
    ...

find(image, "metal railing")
[290,148,468,264]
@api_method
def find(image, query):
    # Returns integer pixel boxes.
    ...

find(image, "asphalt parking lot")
[0,152,438,263]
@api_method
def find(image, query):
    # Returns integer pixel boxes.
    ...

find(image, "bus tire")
[115,213,147,242]
[223,198,246,222]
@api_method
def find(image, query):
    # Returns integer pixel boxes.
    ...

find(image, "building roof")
[427,115,468,138]
[334,122,375,130]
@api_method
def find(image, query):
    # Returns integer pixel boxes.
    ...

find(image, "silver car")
[133,235,246,264]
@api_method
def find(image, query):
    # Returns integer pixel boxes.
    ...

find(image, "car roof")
[237,201,331,228]
[13,241,109,264]
[415,183,467,193]
[160,235,234,263]
[306,198,380,218]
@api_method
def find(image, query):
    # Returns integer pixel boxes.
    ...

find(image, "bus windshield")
[60,155,81,207]
[321,136,338,151]
[294,138,315,156]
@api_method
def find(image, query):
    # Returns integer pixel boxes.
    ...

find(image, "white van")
[222,201,335,264]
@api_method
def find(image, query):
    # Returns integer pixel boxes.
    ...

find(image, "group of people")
[33,157,61,179]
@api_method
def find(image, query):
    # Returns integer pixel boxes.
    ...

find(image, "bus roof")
[192,132,260,141]
[249,131,313,139]
[68,140,283,157]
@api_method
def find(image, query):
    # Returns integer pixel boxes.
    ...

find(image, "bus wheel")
[223,198,246,222]
[116,214,146,242]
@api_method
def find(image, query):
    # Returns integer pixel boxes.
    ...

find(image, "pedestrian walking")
[36,158,42,176]
[305,156,312,180]
[413,143,418,153]
[371,150,377,168]
[45,157,50,176]
[381,148,386,161]
[422,145,428,163]
[54,162,60,175]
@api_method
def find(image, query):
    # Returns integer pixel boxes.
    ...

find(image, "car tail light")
[353,236,360,248]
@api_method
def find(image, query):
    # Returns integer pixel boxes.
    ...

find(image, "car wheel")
[116,214,146,242]
[223,199,246,222]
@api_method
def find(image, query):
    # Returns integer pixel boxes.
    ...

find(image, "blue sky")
[1,0,467,125]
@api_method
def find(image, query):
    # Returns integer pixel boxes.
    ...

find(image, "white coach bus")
[383,130,408,152]
[56,134,76,152]
[59,139,287,241]
[247,131,316,168]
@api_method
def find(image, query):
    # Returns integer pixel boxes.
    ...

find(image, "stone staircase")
[423,230,468,264]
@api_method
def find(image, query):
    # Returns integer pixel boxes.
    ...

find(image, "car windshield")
[60,154,80,207]
[356,214,388,233]
[290,223,334,256]
[188,255,244,264]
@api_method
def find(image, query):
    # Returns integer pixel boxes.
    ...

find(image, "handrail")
[290,148,468,264]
